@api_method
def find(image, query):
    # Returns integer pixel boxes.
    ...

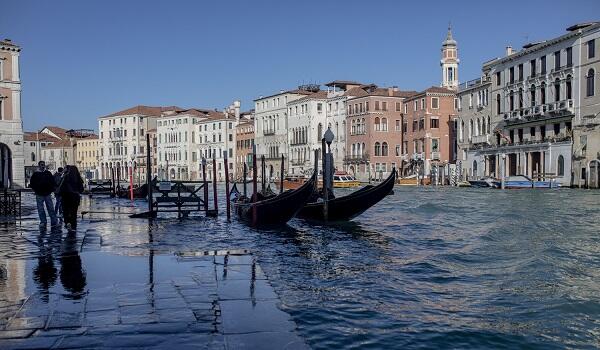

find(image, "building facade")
[459,22,600,187]
[75,135,99,180]
[156,109,202,180]
[235,111,254,179]
[98,105,181,182]
[254,88,314,180]
[0,39,24,188]
[401,87,457,180]
[345,84,415,182]
[573,23,600,188]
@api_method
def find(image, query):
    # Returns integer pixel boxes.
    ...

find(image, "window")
[496,72,501,86]
[557,155,565,176]
[395,102,401,111]
[382,102,387,111]
[509,90,514,111]
[317,103,322,112]
[530,127,536,138]
[566,75,572,99]
[365,102,369,111]
[554,51,561,70]
[375,101,380,110]
[588,39,595,59]
[419,118,424,130]
[566,47,572,67]
[541,56,547,74]
[395,120,401,131]
[412,120,417,131]
[431,97,439,109]
[31,152,35,161]
[518,64,523,81]
[382,142,388,156]
[509,67,515,84]
[496,94,501,114]
[530,59,536,77]
[430,117,439,128]
[374,142,381,156]
[554,78,560,102]
[395,145,400,156]
[420,99,425,110]
[554,123,560,136]
[541,82,547,104]
[530,85,536,107]
[431,138,439,152]
[587,69,595,97]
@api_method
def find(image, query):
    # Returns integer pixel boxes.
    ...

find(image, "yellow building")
[75,135,99,180]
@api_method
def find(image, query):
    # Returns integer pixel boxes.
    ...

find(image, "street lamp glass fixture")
[324,127,335,146]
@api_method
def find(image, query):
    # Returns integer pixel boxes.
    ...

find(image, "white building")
[458,22,600,186]
[156,109,204,180]
[254,87,315,179]
[195,103,239,182]
[98,105,181,181]
[0,39,24,189]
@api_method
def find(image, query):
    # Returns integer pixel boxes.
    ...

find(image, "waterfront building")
[459,22,600,187]
[344,84,416,182]
[234,110,254,179]
[401,87,458,180]
[254,87,315,180]
[195,102,239,182]
[0,39,24,189]
[573,23,600,188]
[147,128,158,178]
[98,105,181,181]
[456,75,493,179]
[23,131,60,167]
[156,109,203,180]
[41,139,75,171]
[75,135,99,180]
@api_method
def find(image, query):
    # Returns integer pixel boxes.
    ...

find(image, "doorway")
[0,143,13,189]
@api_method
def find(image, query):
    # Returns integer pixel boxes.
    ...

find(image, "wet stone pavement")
[0,195,309,349]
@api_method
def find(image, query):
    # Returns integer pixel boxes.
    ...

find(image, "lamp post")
[322,127,335,221]
[501,153,506,189]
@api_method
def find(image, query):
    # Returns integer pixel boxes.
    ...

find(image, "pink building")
[344,84,416,182]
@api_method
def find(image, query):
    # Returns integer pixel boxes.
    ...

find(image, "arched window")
[530,84,536,107]
[317,123,323,141]
[566,75,572,100]
[541,82,547,104]
[31,152,35,162]
[487,116,491,135]
[518,88,523,109]
[362,143,366,156]
[477,118,482,136]
[557,155,564,176]
[361,119,365,133]
[382,142,388,156]
[381,118,387,131]
[469,119,474,139]
[374,117,380,131]
[509,90,514,111]
[374,142,381,156]
[351,120,356,135]
[587,69,595,97]
[554,78,561,102]
[496,94,501,114]
[352,143,356,156]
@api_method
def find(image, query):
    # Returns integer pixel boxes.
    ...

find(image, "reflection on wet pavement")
[0,194,308,349]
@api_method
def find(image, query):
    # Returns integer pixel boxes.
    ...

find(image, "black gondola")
[232,171,316,227]
[116,184,149,199]
[297,168,396,222]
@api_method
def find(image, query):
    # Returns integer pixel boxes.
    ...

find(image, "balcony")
[472,134,491,145]
[291,160,308,166]
[263,130,276,136]
[412,153,424,160]
[430,152,441,160]
[343,154,370,164]
[504,99,574,126]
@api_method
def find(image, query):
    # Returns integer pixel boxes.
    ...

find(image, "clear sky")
[2,0,599,131]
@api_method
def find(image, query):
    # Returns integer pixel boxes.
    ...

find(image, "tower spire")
[441,24,459,90]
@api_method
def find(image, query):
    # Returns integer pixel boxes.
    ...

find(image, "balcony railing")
[430,152,441,160]
[263,130,276,136]
[471,134,490,145]
[412,152,424,160]
[504,99,574,125]
[343,154,369,163]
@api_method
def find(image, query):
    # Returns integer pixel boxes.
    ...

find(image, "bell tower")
[441,24,459,90]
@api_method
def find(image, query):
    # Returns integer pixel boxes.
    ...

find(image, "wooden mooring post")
[146,134,153,217]
[202,158,208,212]
[224,155,231,221]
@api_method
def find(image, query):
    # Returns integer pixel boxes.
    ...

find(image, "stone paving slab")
[0,208,310,349]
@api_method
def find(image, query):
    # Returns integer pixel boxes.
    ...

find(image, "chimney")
[4,38,11,42]
[506,46,513,56]
[393,86,399,92]
[234,100,241,121]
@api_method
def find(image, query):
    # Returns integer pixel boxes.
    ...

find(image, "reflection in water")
[33,230,87,300]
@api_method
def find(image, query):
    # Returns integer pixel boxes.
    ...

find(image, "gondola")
[232,171,316,227]
[297,168,396,222]
[116,184,149,199]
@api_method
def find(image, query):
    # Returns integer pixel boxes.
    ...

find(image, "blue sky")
[2,0,598,131]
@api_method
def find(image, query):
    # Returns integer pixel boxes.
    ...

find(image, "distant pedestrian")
[54,167,64,218]
[29,161,58,229]
[57,165,84,231]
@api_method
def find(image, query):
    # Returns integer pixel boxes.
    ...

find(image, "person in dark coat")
[29,161,58,229]
[57,165,84,231]
[53,167,64,218]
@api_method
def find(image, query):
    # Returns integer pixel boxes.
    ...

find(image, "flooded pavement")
[2,187,600,349]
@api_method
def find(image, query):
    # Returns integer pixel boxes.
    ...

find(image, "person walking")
[29,161,58,229]
[53,167,64,219]
[57,165,84,231]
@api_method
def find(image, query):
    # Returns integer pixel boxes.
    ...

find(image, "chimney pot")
[506,46,513,56]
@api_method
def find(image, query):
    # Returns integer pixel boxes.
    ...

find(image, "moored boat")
[297,168,396,222]
[468,177,500,188]
[116,184,149,199]
[503,175,560,189]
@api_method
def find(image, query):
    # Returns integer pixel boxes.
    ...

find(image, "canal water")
[3,187,600,349]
